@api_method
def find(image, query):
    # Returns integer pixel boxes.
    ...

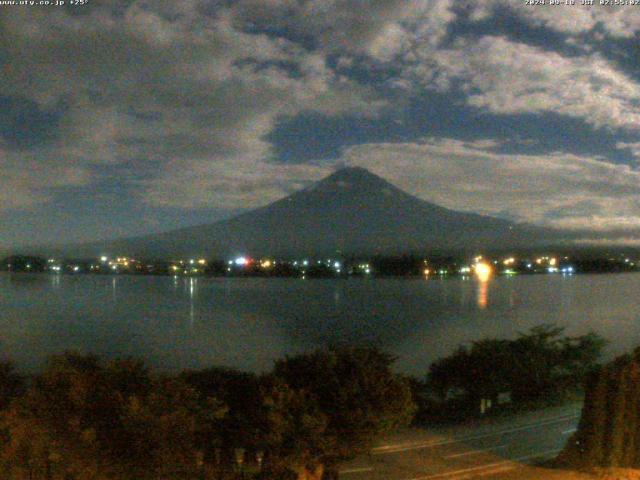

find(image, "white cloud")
[341,138,640,230]
[3,0,640,236]
[0,1,385,212]
[616,141,640,162]
[404,35,640,131]
[469,1,640,38]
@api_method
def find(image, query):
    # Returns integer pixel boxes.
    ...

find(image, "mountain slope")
[39,167,560,258]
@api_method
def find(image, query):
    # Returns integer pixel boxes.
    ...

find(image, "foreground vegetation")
[559,346,640,469]
[0,348,414,480]
[418,325,606,422]
[0,326,606,479]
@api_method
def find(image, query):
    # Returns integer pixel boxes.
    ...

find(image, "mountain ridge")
[22,167,561,258]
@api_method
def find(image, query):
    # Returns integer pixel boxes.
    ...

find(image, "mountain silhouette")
[38,167,561,258]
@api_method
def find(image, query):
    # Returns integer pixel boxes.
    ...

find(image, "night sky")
[2,0,640,248]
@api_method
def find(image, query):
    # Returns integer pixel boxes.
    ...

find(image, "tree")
[426,325,606,416]
[560,347,640,469]
[0,353,226,480]
[259,377,329,479]
[272,347,415,479]
[182,367,260,462]
[0,361,24,411]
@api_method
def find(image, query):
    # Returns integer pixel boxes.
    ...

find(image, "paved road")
[339,403,582,479]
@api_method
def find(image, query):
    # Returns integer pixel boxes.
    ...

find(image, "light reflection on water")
[477,279,489,309]
[0,272,638,376]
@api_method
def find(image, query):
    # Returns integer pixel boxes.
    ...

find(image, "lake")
[1,272,638,376]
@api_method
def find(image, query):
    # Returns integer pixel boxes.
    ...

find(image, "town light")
[235,257,249,266]
[474,262,492,282]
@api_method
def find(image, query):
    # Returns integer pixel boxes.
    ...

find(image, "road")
[339,403,582,479]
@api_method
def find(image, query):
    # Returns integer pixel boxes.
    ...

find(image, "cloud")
[0,141,90,210]
[232,0,454,59]
[468,1,640,38]
[616,141,640,163]
[143,156,330,209]
[0,1,385,212]
[341,138,640,231]
[2,0,640,241]
[400,35,640,131]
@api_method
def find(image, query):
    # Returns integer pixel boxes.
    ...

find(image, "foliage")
[181,365,263,472]
[426,325,606,414]
[273,347,416,468]
[0,361,25,411]
[0,348,415,479]
[0,353,226,480]
[559,348,640,468]
[259,377,330,479]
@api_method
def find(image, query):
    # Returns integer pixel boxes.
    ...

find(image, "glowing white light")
[235,257,248,266]
[334,261,341,269]
[100,256,108,262]
[73,266,80,272]
[303,260,309,266]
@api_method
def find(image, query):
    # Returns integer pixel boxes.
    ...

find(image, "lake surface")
[1,272,639,376]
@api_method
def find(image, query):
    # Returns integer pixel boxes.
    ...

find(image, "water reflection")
[477,278,489,309]
[189,277,196,328]
[2,273,640,375]
[112,276,117,302]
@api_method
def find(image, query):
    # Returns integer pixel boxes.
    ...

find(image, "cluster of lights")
[356,263,371,274]
[535,256,557,266]
[23,252,591,278]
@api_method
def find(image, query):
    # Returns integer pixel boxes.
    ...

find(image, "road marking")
[373,413,579,455]
[562,428,577,435]
[408,448,562,480]
[445,444,507,459]
[339,467,375,475]
[410,460,515,480]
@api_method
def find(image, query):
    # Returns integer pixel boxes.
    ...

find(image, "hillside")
[31,167,560,258]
